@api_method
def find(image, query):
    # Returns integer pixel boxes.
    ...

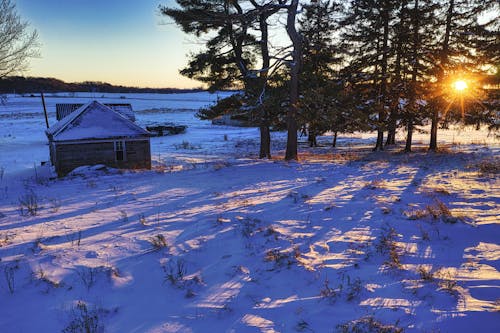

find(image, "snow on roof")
[106,104,135,122]
[46,100,149,141]
[56,103,135,121]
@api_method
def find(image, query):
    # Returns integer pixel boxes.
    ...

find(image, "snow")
[47,101,149,141]
[0,92,499,332]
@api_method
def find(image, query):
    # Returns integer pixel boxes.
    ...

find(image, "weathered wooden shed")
[46,100,151,177]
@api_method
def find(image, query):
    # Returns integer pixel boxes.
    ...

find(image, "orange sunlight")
[453,79,468,92]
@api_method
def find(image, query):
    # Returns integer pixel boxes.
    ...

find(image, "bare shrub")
[0,0,39,79]
[76,266,103,290]
[299,151,361,162]
[149,234,168,250]
[185,288,196,298]
[33,268,63,289]
[213,161,230,170]
[435,270,459,295]
[264,247,299,268]
[19,190,39,216]
[439,278,458,294]
[318,273,363,304]
[418,225,430,241]
[174,141,198,150]
[288,191,309,203]
[336,316,403,333]
[364,179,385,190]
[77,265,121,290]
[405,199,459,223]
[345,276,362,301]
[405,208,428,220]
[475,158,500,175]
[375,227,402,269]
[63,301,106,333]
[324,204,337,211]
[417,266,434,281]
[3,263,19,294]
[264,225,279,239]
[296,319,310,332]
[387,247,401,268]
[120,210,128,223]
[319,277,339,304]
[240,217,261,238]
[427,199,451,219]
[0,232,13,247]
[49,197,61,213]
[139,213,147,226]
[66,230,82,247]
[164,259,187,287]
[381,206,391,214]
[433,187,450,195]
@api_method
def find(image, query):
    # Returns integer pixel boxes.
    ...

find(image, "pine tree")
[284,0,302,160]
[428,0,498,150]
[339,0,399,151]
[161,1,256,91]
[299,0,341,146]
[248,0,284,159]
[162,0,280,158]
[385,0,410,146]
[163,1,307,160]
[402,0,438,152]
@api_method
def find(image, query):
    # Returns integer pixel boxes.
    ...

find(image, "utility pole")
[41,92,49,128]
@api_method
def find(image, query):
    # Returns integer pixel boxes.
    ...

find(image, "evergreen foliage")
[161,0,499,157]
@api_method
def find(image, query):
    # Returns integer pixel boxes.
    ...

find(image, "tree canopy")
[162,0,499,157]
[0,0,39,78]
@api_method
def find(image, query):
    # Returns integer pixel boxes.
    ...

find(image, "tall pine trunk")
[332,131,338,147]
[405,121,414,151]
[430,0,454,151]
[405,0,420,152]
[374,1,390,151]
[429,111,438,150]
[386,0,408,146]
[386,122,396,145]
[258,11,272,159]
[259,125,271,158]
[285,0,301,160]
[308,131,317,147]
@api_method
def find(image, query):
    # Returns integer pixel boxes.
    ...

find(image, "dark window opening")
[115,141,125,161]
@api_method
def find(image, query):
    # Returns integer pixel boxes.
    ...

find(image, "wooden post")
[41,92,49,129]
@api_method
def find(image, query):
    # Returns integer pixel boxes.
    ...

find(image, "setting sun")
[453,79,468,91]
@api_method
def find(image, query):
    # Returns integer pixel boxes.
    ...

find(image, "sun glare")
[453,80,468,92]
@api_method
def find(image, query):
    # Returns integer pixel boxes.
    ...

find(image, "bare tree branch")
[0,0,39,78]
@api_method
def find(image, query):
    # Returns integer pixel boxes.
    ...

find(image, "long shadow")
[0,160,327,258]
[1,148,497,331]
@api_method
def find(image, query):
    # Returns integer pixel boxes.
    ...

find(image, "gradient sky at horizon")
[15,0,201,88]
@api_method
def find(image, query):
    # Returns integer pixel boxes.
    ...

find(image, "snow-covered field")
[0,92,498,332]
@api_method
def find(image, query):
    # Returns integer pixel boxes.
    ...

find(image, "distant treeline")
[0,76,206,94]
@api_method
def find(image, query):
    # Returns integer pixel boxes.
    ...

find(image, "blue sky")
[15,0,200,88]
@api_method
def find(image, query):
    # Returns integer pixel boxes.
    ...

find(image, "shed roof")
[46,100,149,141]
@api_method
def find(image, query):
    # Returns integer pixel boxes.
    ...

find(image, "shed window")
[114,141,125,161]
